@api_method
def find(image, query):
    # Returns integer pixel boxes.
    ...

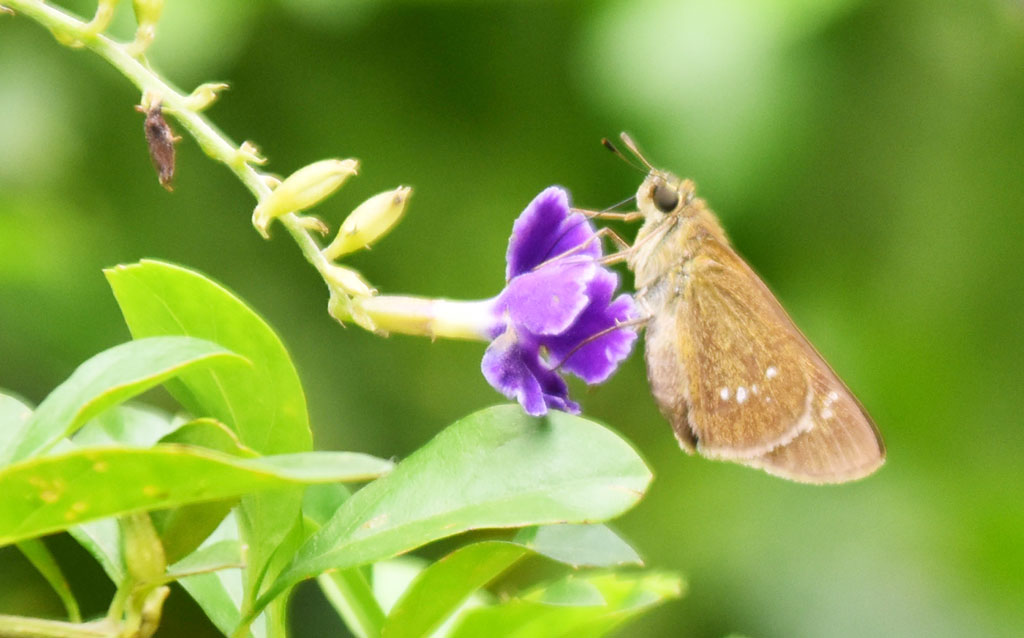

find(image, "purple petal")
[482,329,547,415]
[481,328,580,416]
[499,259,595,336]
[544,270,639,384]
[506,187,601,279]
[529,359,580,415]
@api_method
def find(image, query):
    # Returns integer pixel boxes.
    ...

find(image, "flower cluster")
[347,186,638,416]
[481,187,637,415]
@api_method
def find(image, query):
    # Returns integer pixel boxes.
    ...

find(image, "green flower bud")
[127,0,164,55]
[133,0,163,29]
[252,158,358,238]
[322,186,412,260]
[237,141,268,166]
[121,512,166,585]
[183,82,229,112]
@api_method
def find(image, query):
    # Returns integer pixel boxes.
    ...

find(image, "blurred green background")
[2,0,1023,636]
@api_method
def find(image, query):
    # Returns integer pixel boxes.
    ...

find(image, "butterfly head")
[637,170,696,223]
[605,133,697,223]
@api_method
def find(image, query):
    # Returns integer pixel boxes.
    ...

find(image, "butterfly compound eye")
[653,183,680,213]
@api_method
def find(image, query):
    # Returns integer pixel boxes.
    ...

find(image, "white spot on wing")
[766,366,778,379]
[751,384,759,395]
[736,386,748,404]
[719,387,730,400]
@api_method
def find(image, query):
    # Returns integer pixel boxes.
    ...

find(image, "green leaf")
[373,557,430,613]
[15,538,81,622]
[159,418,258,457]
[72,404,179,448]
[68,411,240,574]
[447,571,684,638]
[382,526,642,638]
[1,336,245,465]
[105,260,311,455]
[178,514,249,638]
[167,539,243,581]
[382,541,529,638]
[106,260,314,609]
[180,567,245,637]
[154,418,256,562]
[0,392,33,457]
[305,484,384,638]
[255,406,652,617]
[318,569,386,638]
[514,524,643,568]
[69,518,124,583]
[0,446,393,547]
[153,497,238,566]
[303,483,351,526]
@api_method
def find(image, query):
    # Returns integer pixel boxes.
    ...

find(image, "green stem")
[0,615,115,638]
[4,0,336,289]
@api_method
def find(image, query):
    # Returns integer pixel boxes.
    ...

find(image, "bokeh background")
[2,0,1023,636]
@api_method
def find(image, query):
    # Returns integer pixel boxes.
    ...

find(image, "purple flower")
[481,187,638,416]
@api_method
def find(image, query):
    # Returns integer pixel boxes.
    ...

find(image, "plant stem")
[0,615,114,638]
[4,0,336,291]
[317,570,386,638]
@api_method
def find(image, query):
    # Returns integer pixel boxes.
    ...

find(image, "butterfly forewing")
[741,366,885,483]
[682,241,818,458]
[630,173,884,484]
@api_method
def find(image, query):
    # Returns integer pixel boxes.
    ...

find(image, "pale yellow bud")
[126,0,164,55]
[238,141,268,166]
[183,82,229,112]
[324,263,375,297]
[133,0,164,29]
[322,186,412,260]
[251,159,358,238]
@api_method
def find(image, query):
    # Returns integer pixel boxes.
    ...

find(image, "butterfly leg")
[550,314,651,371]
[571,207,645,223]
[530,225,629,271]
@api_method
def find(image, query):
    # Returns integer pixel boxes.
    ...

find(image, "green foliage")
[0,446,391,546]
[447,571,683,637]
[0,261,668,638]
[1,336,245,465]
[264,405,652,605]
[14,538,81,623]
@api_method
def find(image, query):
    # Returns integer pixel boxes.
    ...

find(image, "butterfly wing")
[644,232,884,483]
[739,365,886,483]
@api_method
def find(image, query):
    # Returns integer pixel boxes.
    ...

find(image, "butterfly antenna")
[602,137,646,174]
[619,132,656,171]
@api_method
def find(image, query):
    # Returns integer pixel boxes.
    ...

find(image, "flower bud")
[133,0,163,30]
[237,141,268,166]
[128,0,163,55]
[121,512,166,584]
[252,159,358,238]
[183,82,229,112]
[324,263,375,297]
[322,186,412,260]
